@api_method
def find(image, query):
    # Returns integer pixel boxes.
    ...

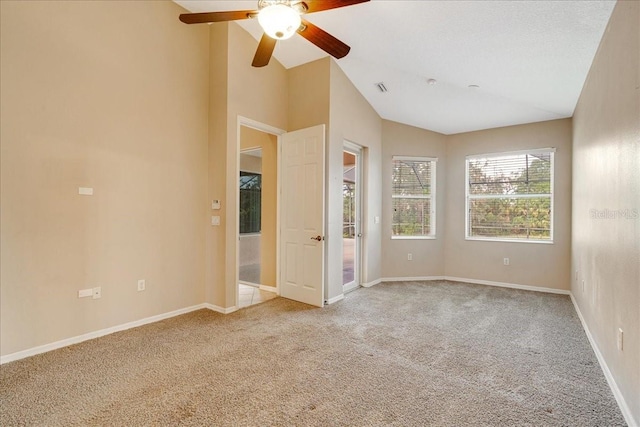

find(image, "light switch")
[211,216,221,226]
[78,288,93,298]
[374,216,380,224]
[212,200,221,210]
[78,187,94,196]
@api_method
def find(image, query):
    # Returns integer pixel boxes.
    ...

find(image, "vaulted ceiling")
[174,0,616,135]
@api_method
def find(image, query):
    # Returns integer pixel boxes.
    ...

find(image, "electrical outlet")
[137,279,146,292]
[407,253,413,261]
[617,328,624,351]
[92,286,101,299]
[503,258,510,266]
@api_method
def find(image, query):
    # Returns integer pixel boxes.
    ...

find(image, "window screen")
[466,149,554,242]
[392,157,437,238]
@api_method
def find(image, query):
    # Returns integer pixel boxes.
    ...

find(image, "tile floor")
[238,284,277,308]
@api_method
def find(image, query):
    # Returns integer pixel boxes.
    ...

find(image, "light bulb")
[258,4,301,40]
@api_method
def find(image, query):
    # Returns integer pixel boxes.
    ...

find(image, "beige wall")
[444,119,572,290]
[288,58,383,300]
[239,152,262,174]
[0,1,209,356]
[572,0,640,423]
[240,127,278,287]
[381,120,447,278]
[328,61,383,298]
[288,58,331,132]
[207,22,289,308]
[207,23,229,307]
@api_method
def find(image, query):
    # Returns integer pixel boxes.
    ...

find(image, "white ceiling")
[174,0,616,135]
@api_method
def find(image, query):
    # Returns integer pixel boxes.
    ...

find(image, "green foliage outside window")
[239,172,261,234]
[343,182,356,238]
[392,158,435,237]
[467,152,553,240]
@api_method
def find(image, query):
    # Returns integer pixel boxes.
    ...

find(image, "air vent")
[375,82,388,93]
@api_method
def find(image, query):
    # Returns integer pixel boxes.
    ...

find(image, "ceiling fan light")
[258,4,301,40]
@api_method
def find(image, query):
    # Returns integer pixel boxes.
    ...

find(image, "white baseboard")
[362,278,382,288]
[325,294,344,305]
[443,276,570,295]
[570,294,638,427]
[239,281,259,287]
[381,276,445,283]
[205,303,238,314]
[259,285,278,293]
[0,303,208,365]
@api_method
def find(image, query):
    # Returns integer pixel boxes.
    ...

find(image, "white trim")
[391,156,437,238]
[549,151,555,242]
[236,116,285,309]
[259,285,278,293]
[239,281,260,287]
[570,294,638,427]
[444,276,570,295]
[381,276,446,283]
[391,236,437,240]
[237,116,286,136]
[391,194,432,199]
[0,304,208,365]
[466,147,556,160]
[343,281,360,294]
[325,294,345,305]
[468,193,552,200]
[362,278,382,288]
[465,149,555,243]
[393,155,438,162]
[343,140,364,298]
[465,237,554,244]
[205,303,238,315]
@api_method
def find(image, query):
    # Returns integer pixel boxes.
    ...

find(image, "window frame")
[465,148,555,244]
[391,155,437,240]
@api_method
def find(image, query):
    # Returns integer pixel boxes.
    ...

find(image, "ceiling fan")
[179,0,369,67]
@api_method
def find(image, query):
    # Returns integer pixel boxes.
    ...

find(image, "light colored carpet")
[0,281,626,426]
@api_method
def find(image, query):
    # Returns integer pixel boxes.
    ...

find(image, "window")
[466,148,555,242]
[392,156,437,238]
[239,172,261,234]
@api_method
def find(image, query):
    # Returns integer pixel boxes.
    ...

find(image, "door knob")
[310,235,324,241]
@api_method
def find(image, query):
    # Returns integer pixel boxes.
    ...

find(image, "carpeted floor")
[0,281,626,426]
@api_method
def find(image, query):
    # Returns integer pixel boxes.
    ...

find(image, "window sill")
[465,237,554,244]
[391,236,437,240]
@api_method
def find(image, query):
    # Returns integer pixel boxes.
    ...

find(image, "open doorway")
[235,119,326,309]
[343,142,362,293]
[238,126,278,308]
[238,148,262,286]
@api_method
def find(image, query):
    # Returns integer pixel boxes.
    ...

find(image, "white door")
[280,125,325,307]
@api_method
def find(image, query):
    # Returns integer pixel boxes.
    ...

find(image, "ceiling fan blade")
[297,19,350,59]
[179,10,257,24]
[252,33,278,67]
[300,0,369,14]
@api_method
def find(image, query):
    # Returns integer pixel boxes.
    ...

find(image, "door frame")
[236,116,285,307]
[343,140,363,293]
